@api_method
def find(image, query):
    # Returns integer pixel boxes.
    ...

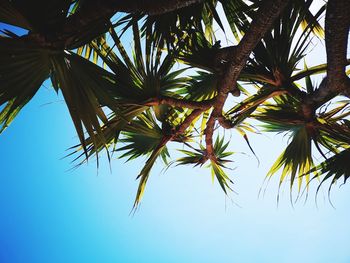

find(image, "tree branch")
[302,0,350,118]
[325,0,350,83]
[205,115,216,159]
[175,109,203,135]
[204,0,289,158]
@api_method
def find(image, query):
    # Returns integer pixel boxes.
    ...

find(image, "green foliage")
[176,136,234,193]
[1,0,349,208]
[118,111,170,163]
[312,149,350,192]
[0,37,50,132]
[0,0,116,155]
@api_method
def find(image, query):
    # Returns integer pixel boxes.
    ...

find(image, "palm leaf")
[117,111,169,162]
[244,0,324,88]
[68,105,147,164]
[267,126,314,194]
[220,0,254,41]
[0,1,32,29]
[50,51,118,155]
[132,140,168,210]
[291,59,350,82]
[116,0,220,51]
[0,37,50,132]
[176,136,234,193]
[311,149,350,193]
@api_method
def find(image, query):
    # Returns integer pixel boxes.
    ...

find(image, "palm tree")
[1,0,349,208]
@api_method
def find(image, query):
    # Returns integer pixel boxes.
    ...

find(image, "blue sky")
[1,3,350,263]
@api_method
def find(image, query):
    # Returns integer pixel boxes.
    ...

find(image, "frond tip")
[312,149,350,194]
[132,138,169,211]
[176,136,235,194]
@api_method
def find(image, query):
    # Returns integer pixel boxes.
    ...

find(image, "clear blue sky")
[1,4,350,263]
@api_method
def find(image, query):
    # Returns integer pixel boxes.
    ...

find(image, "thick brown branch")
[217,117,235,129]
[325,0,350,83]
[175,109,203,135]
[204,0,289,157]
[302,0,350,118]
[155,109,204,160]
[219,0,289,97]
[204,116,216,159]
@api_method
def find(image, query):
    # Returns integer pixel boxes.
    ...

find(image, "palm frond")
[176,136,234,193]
[300,1,325,38]
[311,149,350,193]
[291,59,350,82]
[133,139,168,210]
[0,37,50,132]
[220,0,255,41]
[176,71,218,101]
[117,1,220,52]
[91,23,188,102]
[267,126,314,193]
[68,105,147,164]
[176,31,221,72]
[244,0,324,88]
[0,1,32,29]
[50,51,118,155]
[117,110,169,163]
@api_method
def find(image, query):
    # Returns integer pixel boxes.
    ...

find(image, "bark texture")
[204,0,289,158]
[302,0,350,118]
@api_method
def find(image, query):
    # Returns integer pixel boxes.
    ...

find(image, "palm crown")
[1,0,349,209]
